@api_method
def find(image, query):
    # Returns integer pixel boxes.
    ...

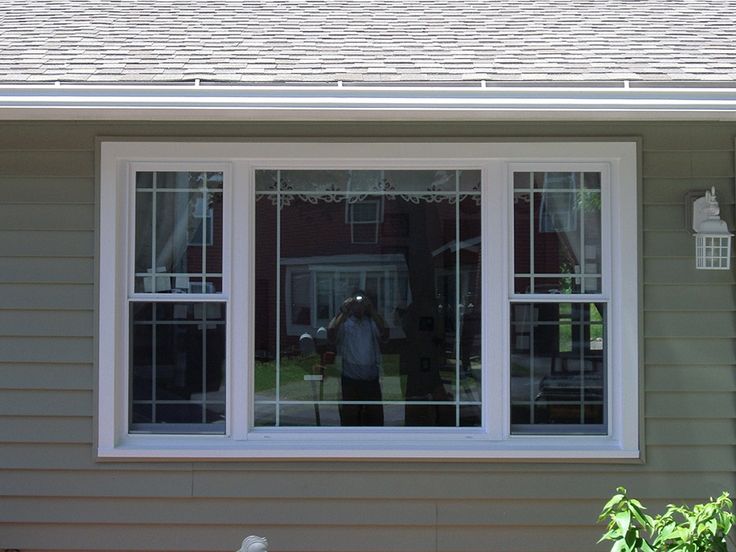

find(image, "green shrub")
[598,487,735,552]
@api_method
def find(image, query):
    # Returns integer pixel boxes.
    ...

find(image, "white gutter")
[1,83,736,120]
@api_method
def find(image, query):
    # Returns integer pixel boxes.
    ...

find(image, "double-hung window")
[98,141,638,458]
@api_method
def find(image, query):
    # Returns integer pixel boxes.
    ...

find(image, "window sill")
[98,434,640,461]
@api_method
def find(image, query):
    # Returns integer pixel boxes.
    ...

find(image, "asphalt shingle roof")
[1,0,736,85]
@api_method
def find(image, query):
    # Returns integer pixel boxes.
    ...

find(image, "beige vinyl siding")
[0,121,734,552]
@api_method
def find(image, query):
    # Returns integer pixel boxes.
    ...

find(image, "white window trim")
[98,140,639,460]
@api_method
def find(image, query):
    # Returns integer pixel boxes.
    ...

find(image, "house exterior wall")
[0,120,734,552]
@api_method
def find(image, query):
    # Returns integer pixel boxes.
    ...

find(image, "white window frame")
[98,140,639,459]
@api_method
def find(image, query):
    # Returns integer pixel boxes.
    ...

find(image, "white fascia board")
[2,83,736,120]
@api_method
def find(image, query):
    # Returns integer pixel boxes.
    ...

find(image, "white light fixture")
[692,187,732,270]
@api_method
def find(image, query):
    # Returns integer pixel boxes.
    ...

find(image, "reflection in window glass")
[130,302,226,433]
[510,302,606,434]
[134,171,223,294]
[513,172,601,294]
[254,169,482,428]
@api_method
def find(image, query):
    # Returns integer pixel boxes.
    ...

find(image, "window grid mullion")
[455,170,461,428]
[579,171,586,293]
[151,172,158,425]
[529,172,535,293]
[579,304,585,424]
[151,298,157,424]
[275,169,282,427]
[151,172,157,298]
[201,179,208,292]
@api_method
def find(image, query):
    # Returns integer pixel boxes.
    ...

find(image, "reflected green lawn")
[254,354,478,402]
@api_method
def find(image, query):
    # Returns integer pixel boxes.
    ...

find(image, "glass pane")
[383,170,455,193]
[584,172,601,190]
[134,191,154,283]
[129,301,226,433]
[136,172,154,190]
[510,302,606,434]
[513,192,531,276]
[254,199,278,406]
[514,277,531,294]
[281,170,353,192]
[205,172,223,189]
[513,172,531,190]
[134,171,224,294]
[253,169,482,428]
[457,196,482,427]
[255,169,277,192]
[534,172,578,190]
[459,170,481,193]
[513,172,601,295]
[156,171,205,190]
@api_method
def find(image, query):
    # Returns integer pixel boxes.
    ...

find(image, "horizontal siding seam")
[643,282,735,286]
[643,149,736,153]
[0,256,94,260]
[0,230,94,234]
[642,176,736,180]
[644,337,736,341]
[0,308,93,313]
[0,440,92,445]
[643,201,736,206]
[645,390,736,394]
[643,309,736,313]
[0,149,94,153]
[644,362,730,369]
[645,334,736,338]
[0,174,94,178]
[0,280,94,285]
[0,388,93,393]
[0,147,722,154]
[644,415,735,421]
[0,202,95,206]
[642,282,736,286]
[4,468,735,476]
[0,361,93,365]
[0,229,94,232]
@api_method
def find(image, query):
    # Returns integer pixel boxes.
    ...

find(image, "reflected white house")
[282,253,411,338]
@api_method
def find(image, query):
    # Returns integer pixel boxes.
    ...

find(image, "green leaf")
[610,539,627,552]
[599,529,618,543]
[602,493,626,513]
[615,511,632,535]
[624,529,638,549]
[628,498,647,511]
[599,487,736,552]
[630,507,651,529]
[656,524,674,543]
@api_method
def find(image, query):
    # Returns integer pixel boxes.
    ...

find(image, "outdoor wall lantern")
[692,187,732,270]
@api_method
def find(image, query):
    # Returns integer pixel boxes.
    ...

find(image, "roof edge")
[2,83,736,121]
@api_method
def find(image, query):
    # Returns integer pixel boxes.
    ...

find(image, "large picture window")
[254,169,482,428]
[98,141,638,458]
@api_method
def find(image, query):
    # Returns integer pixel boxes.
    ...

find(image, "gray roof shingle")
[1,0,736,84]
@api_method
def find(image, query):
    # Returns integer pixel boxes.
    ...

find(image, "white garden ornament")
[237,535,268,552]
